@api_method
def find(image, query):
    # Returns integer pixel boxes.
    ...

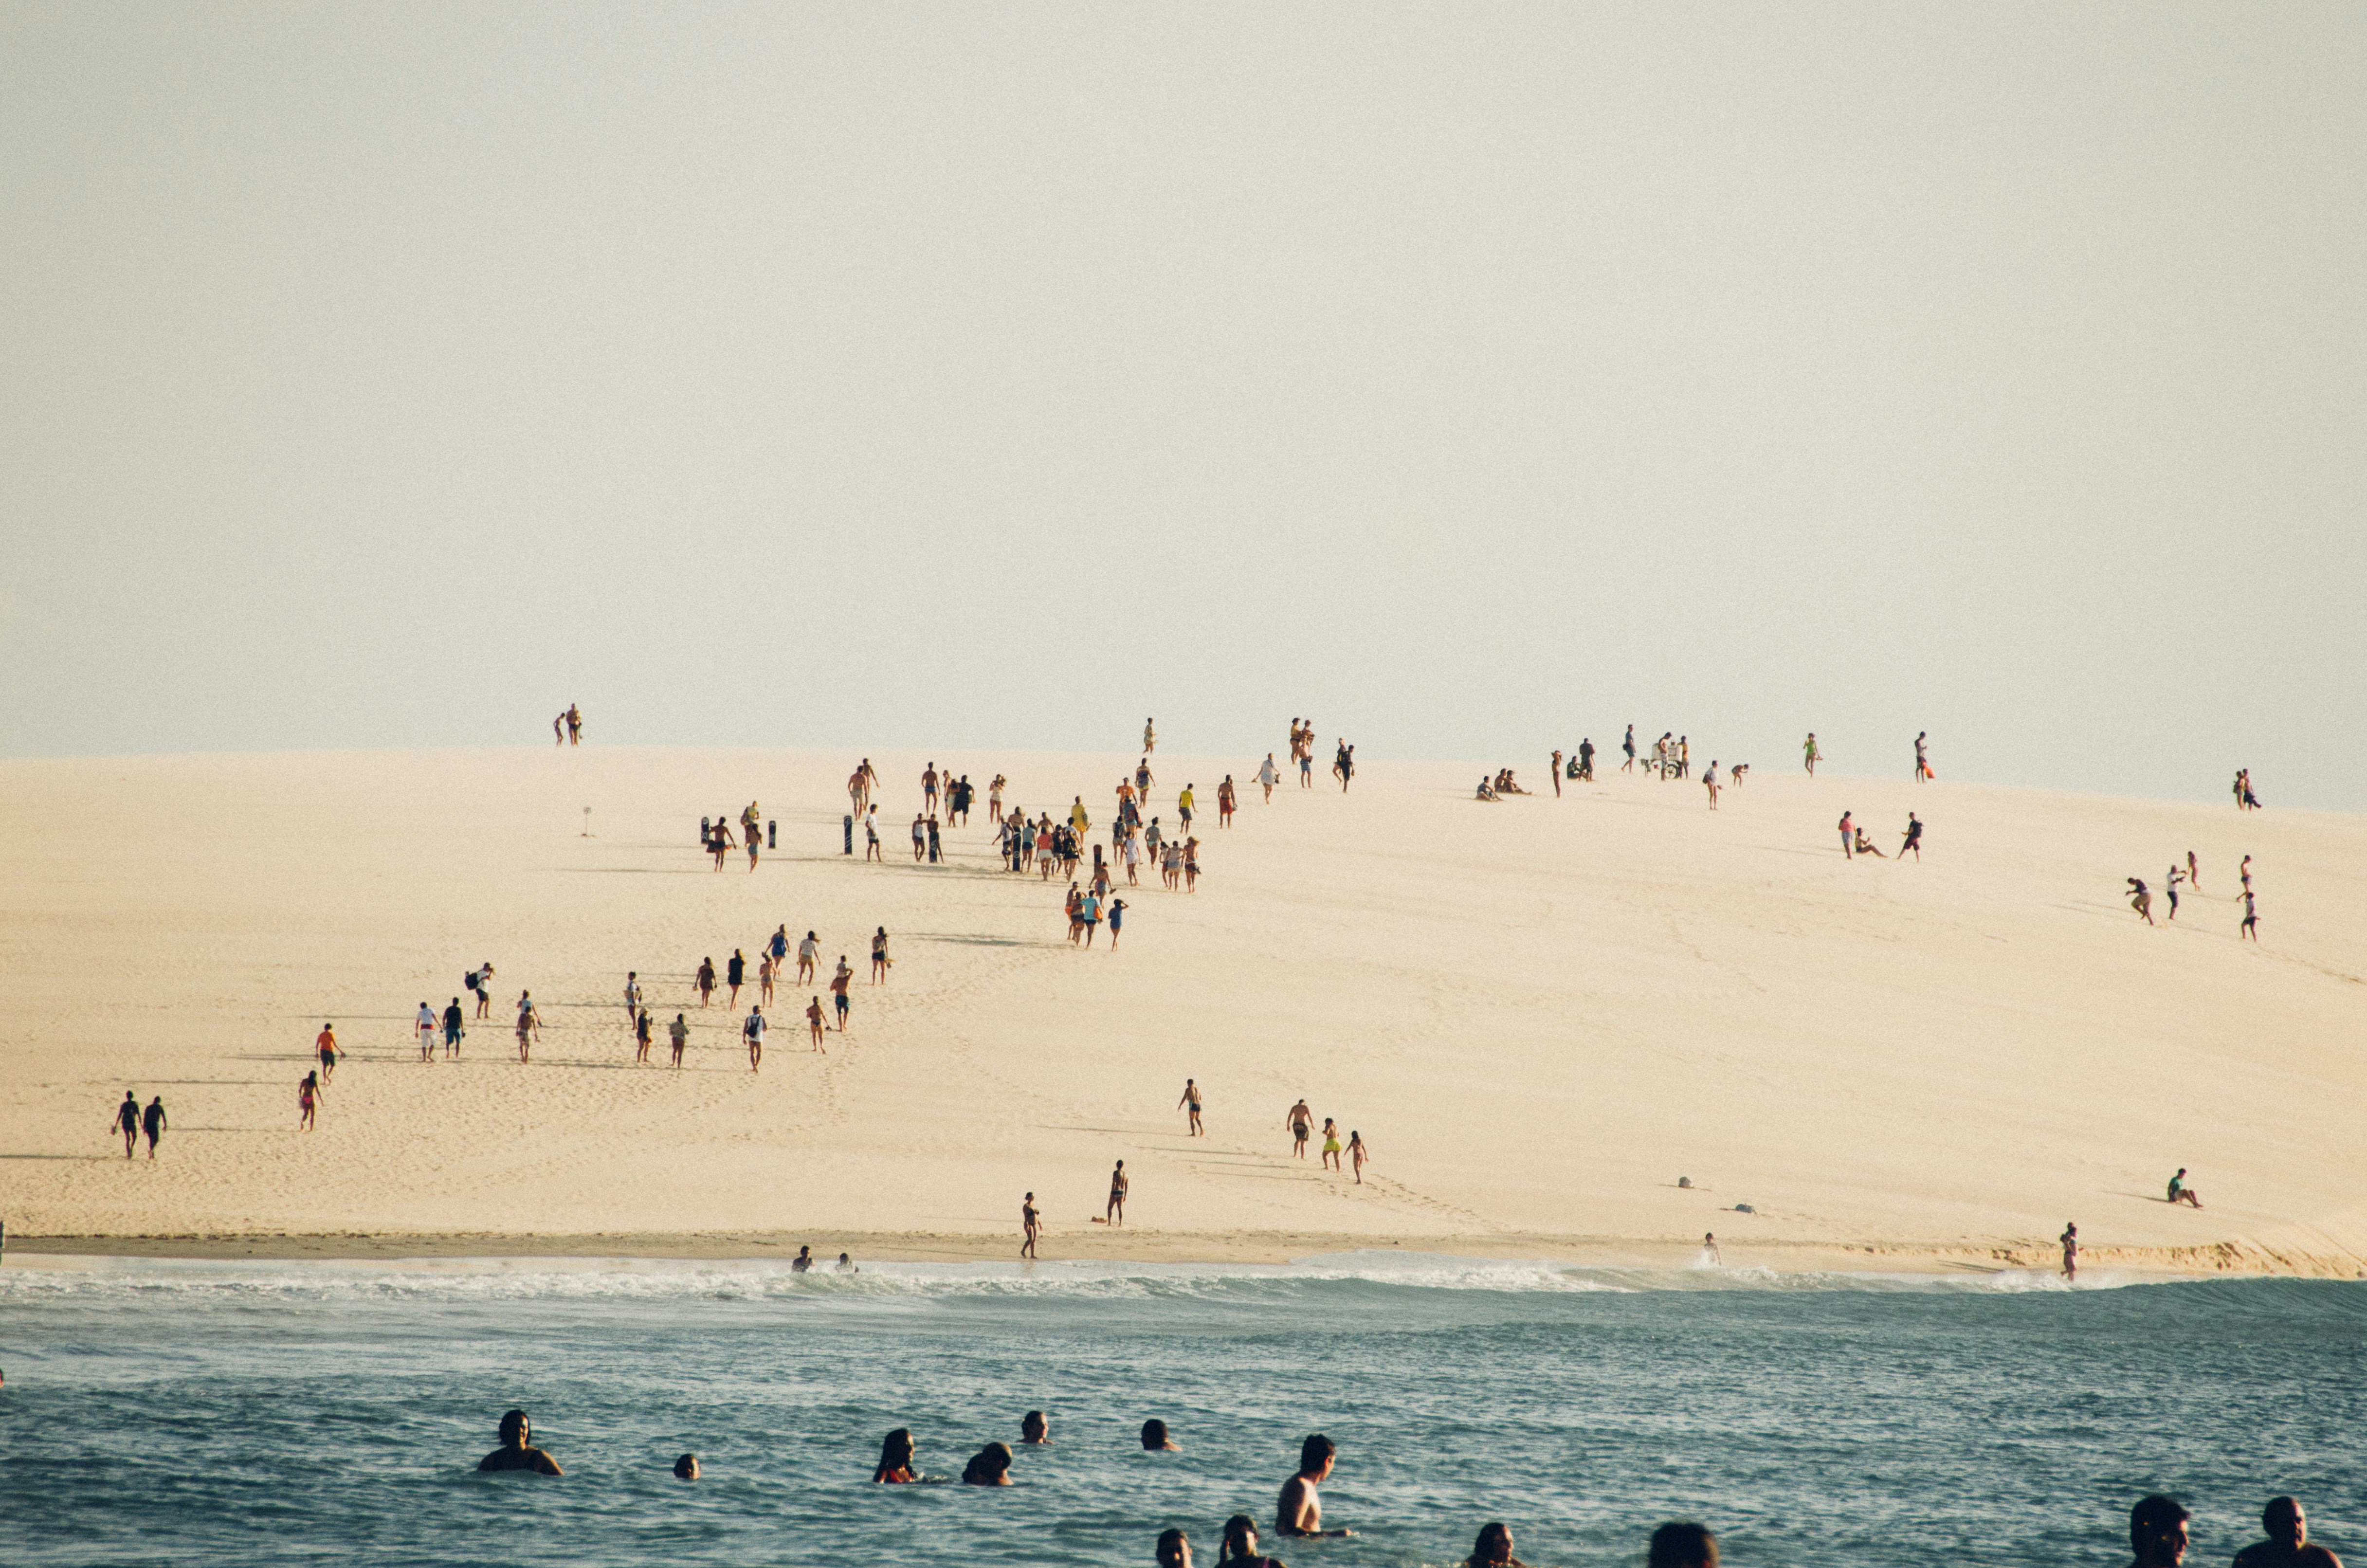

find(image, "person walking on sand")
[1106,1160,1129,1225]
[863,807,882,862]
[831,958,852,1027]
[871,927,891,983]
[1804,732,1821,776]
[2128,878,2154,925]
[623,971,643,1024]
[709,819,733,870]
[758,952,776,1005]
[2060,1222,2078,1281]
[1258,753,1279,802]
[142,1094,166,1158]
[1838,811,1854,857]
[697,956,717,1006]
[2165,863,2185,920]
[114,1090,141,1157]
[1320,1117,1342,1171]
[2241,889,2260,942]
[1021,1192,1041,1258]
[1347,1129,1369,1183]
[417,1001,438,1062]
[634,1006,653,1063]
[1900,814,1923,860]
[668,1012,689,1067]
[1218,776,1236,827]
[2185,850,2200,891]
[515,992,541,1061]
[298,1070,321,1131]
[796,930,819,985]
[743,1006,765,1072]
[1108,895,1126,948]
[728,949,747,1008]
[1287,1098,1313,1158]
[315,1021,341,1084]
[1180,1078,1204,1136]
[1621,724,1637,773]
[444,997,465,1058]
[806,995,827,1049]
[1703,762,1719,810]
[471,962,495,1019]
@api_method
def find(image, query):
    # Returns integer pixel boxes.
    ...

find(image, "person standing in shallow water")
[477,1409,563,1475]
[2060,1222,2078,1281]
[2233,1495,2345,1568]
[1276,1433,1351,1538]
[1021,1192,1040,1258]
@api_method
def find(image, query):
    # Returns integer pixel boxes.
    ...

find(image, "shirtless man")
[1021,1191,1041,1258]
[477,1409,563,1475]
[2233,1496,2347,1568]
[1276,1433,1351,1538]
[1180,1078,1204,1136]
[1286,1098,1313,1158]
[833,957,854,1026]
[1106,1160,1129,1225]
[114,1090,141,1157]
[923,762,940,813]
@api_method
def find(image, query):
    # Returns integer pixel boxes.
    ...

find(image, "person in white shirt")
[743,1008,766,1072]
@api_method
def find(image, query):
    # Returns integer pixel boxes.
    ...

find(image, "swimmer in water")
[1276,1433,1350,1537]
[961,1442,1014,1486]
[1467,1522,1527,1567]
[872,1427,917,1483]
[2233,1495,2345,1568]
[673,1454,699,1480]
[1157,1528,1193,1568]
[1648,1521,1719,1568]
[2128,1495,2190,1568]
[1020,1411,1051,1445]
[1142,1418,1180,1451]
[476,1409,563,1474]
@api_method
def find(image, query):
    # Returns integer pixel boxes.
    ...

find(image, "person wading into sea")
[1276,1433,1352,1538]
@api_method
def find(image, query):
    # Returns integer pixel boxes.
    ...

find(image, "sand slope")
[1,746,2361,1275]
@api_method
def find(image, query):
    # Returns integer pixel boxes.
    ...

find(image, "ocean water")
[1,1254,2360,1566]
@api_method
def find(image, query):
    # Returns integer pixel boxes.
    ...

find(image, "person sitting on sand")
[1158,1528,1195,1568]
[961,1441,1014,1486]
[1475,777,1499,801]
[2233,1495,2346,1568]
[873,1427,918,1483]
[2166,1168,2203,1208]
[1218,1514,1286,1567]
[1466,1522,1528,1567]
[1649,1522,1718,1568]
[2129,1494,2190,1568]
[1276,1433,1350,1538]
[1852,828,1886,858]
[1020,1410,1051,1445]
[1142,1418,1179,1451]
[477,1409,563,1474]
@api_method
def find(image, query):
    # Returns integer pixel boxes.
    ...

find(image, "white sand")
[1,746,2360,1276]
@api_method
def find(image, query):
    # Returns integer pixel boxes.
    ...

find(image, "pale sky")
[4,3,2360,807]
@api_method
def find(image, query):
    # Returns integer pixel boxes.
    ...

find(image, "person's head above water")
[1298,1432,1335,1477]
[1156,1527,1193,1568]
[873,1427,915,1480]
[1470,1522,1517,1565]
[498,1409,529,1447]
[1020,1410,1050,1443]
[1142,1419,1177,1450]
[673,1453,699,1480]
[2260,1496,2308,1546]
[961,1441,1014,1485]
[2130,1495,2190,1566]
[1648,1521,1718,1568]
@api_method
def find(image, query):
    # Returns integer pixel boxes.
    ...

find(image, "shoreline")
[6,1228,2360,1278]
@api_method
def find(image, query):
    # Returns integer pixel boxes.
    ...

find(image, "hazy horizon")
[5,4,2361,809]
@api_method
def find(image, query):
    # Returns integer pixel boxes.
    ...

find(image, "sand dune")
[1,745,2360,1276]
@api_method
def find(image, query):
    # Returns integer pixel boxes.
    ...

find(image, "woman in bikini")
[298,1070,320,1131]
[870,928,891,983]
[872,1428,918,1483]
[1347,1129,1370,1184]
